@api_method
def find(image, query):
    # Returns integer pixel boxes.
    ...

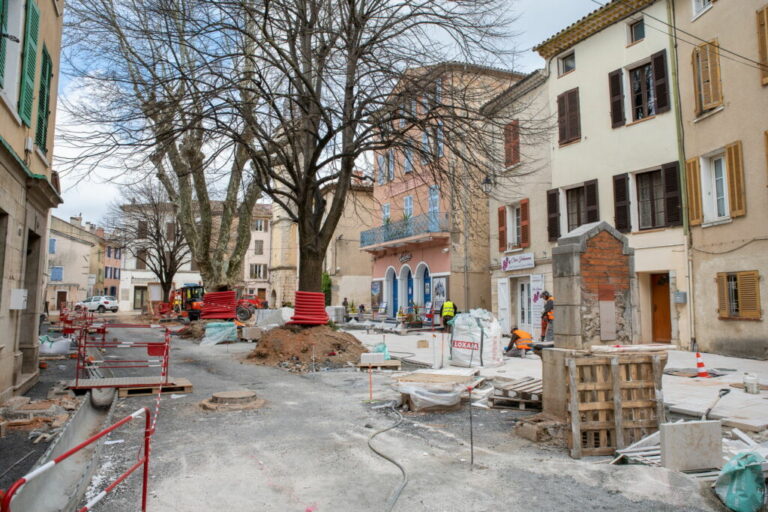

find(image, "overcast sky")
[52,0,597,226]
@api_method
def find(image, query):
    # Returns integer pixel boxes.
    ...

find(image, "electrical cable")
[367,401,409,512]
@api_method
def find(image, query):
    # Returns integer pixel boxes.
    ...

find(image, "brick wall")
[580,231,630,298]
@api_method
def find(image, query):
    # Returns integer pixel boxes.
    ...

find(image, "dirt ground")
[246,325,368,371]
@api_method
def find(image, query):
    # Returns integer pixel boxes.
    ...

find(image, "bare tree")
[105,181,191,302]
[61,0,525,293]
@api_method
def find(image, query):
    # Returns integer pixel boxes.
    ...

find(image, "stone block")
[552,246,581,278]
[553,304,582,337]
[542,348,578,421]
[660,420,722,471]
[241,326,264,341]
[553,276,581,306]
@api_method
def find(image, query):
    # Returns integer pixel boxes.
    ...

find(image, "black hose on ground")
[368,401,408,512]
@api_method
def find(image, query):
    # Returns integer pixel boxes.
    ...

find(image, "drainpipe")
[666,0,696,348]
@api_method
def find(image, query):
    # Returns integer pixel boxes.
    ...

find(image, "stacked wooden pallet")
[491,377,543,411]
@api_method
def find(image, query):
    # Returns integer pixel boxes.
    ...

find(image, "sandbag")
[450,309,503,368]
[714,452,766,512]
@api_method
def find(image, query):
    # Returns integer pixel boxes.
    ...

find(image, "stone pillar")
[552,221,637,350]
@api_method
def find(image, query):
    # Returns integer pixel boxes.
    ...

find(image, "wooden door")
[133,286,148,310]
[650,273,671,342]
[56,291,67,311]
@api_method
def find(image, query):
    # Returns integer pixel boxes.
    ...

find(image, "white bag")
[450,309,503,368]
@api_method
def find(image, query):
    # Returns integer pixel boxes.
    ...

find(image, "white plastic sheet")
[393,382,463,411]
[450,309,503,368]
[201,322,238,345]
[39,336,71,354]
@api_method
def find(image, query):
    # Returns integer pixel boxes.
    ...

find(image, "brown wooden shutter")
[737,270,762,319]
[166,222,175,241]
[557,93,567,143]
[608,69,625,128]
[520,198,530,248]
[651,49,670,114]
[547,189,560,241]
[567,88,581,141]
[613,173,630,232]
[725,140,746,217]
[697,41,723,111]
[716,273,729,318]
[662,161,682,226]
[757,6,768,85]
[504,121,520,166]
[691,48,703,114]
[585,179,599,223]
[498,205,506,252]
[685,157,703,226]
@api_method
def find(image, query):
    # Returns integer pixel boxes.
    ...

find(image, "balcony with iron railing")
[360,212,450,249]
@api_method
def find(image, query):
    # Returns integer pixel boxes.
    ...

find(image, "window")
[50,266,62,281]
[630,19,645,43]
[558,52,575,75]
[404,148,414,173]
[107,246,112,258]
[557,88,581,145]
[34,46,52,152]
[757,6,768,85]
[252,218,268,232]
[403,196,413,218]
[421,131,430,164]
[704,154,728,221]
[137,221,148,238]
[253,240,263,255]
[388,150,395,180]
[166,222,175,241]
[566,187,586,232]
[435,121,444,158]
[629,63,656,120]
[687,142,746,225]
[637,170,665,228]
[17,0,39,126]
[382,203,390,222]
[115,248,121,260]
[249,264,267,280]
[717,271,761,320]
[115,268,120,279]
[497,200,530,251]
[377,154,385,184]
[504,120,520,167]
[692,41,723,115]
[136,249,147,270]
[105,267,111,279]
[693,0,712,16]
[48,238,56,254]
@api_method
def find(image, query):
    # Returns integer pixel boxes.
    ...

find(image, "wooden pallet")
[494,377,543,401]
[356,360,401,371]
[119,378,193,397]
[68,376,193,398]
[566,353,666,458]
[490,395,542,411]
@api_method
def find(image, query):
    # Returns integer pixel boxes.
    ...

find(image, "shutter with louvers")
[662,161,682,226]
[520,199,530,248]
[716,273,729,318]
[613,173,630,233]
[608,69,625,128]
[567,88,581,141]
[35,48,52,151]
[685,157,703,226]
[725,141,746,217]
[652,49,670,113]
[19,0,40,127]
[498,206,506,252]
[48,238,56,254]
[0,0,8,87]
[737,271,761,319]
[557,93,567,143]
[696,41,722,111]
[585,179,599,223]
[51,266,63,282]
[504,121,520,167]
[758,7,768,84]
[546,189,560,241]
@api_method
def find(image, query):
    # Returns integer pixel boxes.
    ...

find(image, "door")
[257,288,267,300]
[56,291,67,311]
[133,286,148,310]
[391,278,398,316]
[428,186,440,231]
[650,273,671,342]
[497,279,510,333]
[423,269,431,306]
[518,280,532,333]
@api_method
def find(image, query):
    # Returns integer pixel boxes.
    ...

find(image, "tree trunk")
[298,246,324,293]
[161,281,173,303]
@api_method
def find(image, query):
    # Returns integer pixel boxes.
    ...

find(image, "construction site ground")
[349,330,768,432]
[75,326,727,511]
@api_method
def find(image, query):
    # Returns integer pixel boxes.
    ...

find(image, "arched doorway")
[413,263,431,309]
[399,265,413,313]
[385,267,397,317]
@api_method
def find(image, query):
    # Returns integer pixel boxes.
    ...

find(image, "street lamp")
[481,176,493,194]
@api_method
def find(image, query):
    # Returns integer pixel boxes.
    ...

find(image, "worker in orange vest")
[504,327,533,357]
[541,291,554,342]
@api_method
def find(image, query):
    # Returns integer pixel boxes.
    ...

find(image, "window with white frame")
[403,196,413,219]
[404,148,414,173]
[252,218,268,231]
[636,170,665,229]
[505,204,522,249]
[629,62,656,120]
[249,264,267,279]
[701,153,729,222]
[382,203,390,222]
[0,0,26,105]
[693,0,712,16]
[629,19,645,43]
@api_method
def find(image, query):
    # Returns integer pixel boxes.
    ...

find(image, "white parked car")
[75,296,118,313]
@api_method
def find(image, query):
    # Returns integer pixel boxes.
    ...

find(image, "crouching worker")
[504,327,533,357]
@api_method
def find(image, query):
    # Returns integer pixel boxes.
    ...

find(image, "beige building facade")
[674,0,768,358]
[0,0,64,400]
[241,204,272,302]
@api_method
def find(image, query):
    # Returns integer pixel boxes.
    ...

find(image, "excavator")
[170,284,264,322]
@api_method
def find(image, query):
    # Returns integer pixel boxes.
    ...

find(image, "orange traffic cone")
[695,352,710,378]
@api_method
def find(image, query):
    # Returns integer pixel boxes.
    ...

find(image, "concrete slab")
[660,420,722,471]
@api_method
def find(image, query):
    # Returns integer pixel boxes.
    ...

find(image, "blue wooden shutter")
[48,238,56,254]
[18,0,40,126]
[35,47,52,151]
[51,266,63,281]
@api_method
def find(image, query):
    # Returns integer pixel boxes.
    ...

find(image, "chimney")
[70,216,82,226]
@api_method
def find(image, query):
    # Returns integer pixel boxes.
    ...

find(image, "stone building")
[241,204,272,302]
[0,0,65,400]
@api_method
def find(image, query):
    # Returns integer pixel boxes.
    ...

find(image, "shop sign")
[501,252,534,272]
[399,252,412,263]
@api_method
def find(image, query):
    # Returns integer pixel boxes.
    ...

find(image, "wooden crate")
[566,353,666,458]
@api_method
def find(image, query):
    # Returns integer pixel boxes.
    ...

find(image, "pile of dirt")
[177,321,206,340]
[246,325,367,372]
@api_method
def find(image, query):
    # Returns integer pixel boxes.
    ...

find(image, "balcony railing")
[360,212,450,248]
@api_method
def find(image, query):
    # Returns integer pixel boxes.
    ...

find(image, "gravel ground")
[80,327,727,512]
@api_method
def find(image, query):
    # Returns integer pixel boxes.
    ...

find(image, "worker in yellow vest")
[504,327,533,357]
[440,300,456,332]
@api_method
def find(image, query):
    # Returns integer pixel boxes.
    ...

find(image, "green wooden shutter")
[19,0,40,126]
[0,0,8,87]
[35,47,51,151]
